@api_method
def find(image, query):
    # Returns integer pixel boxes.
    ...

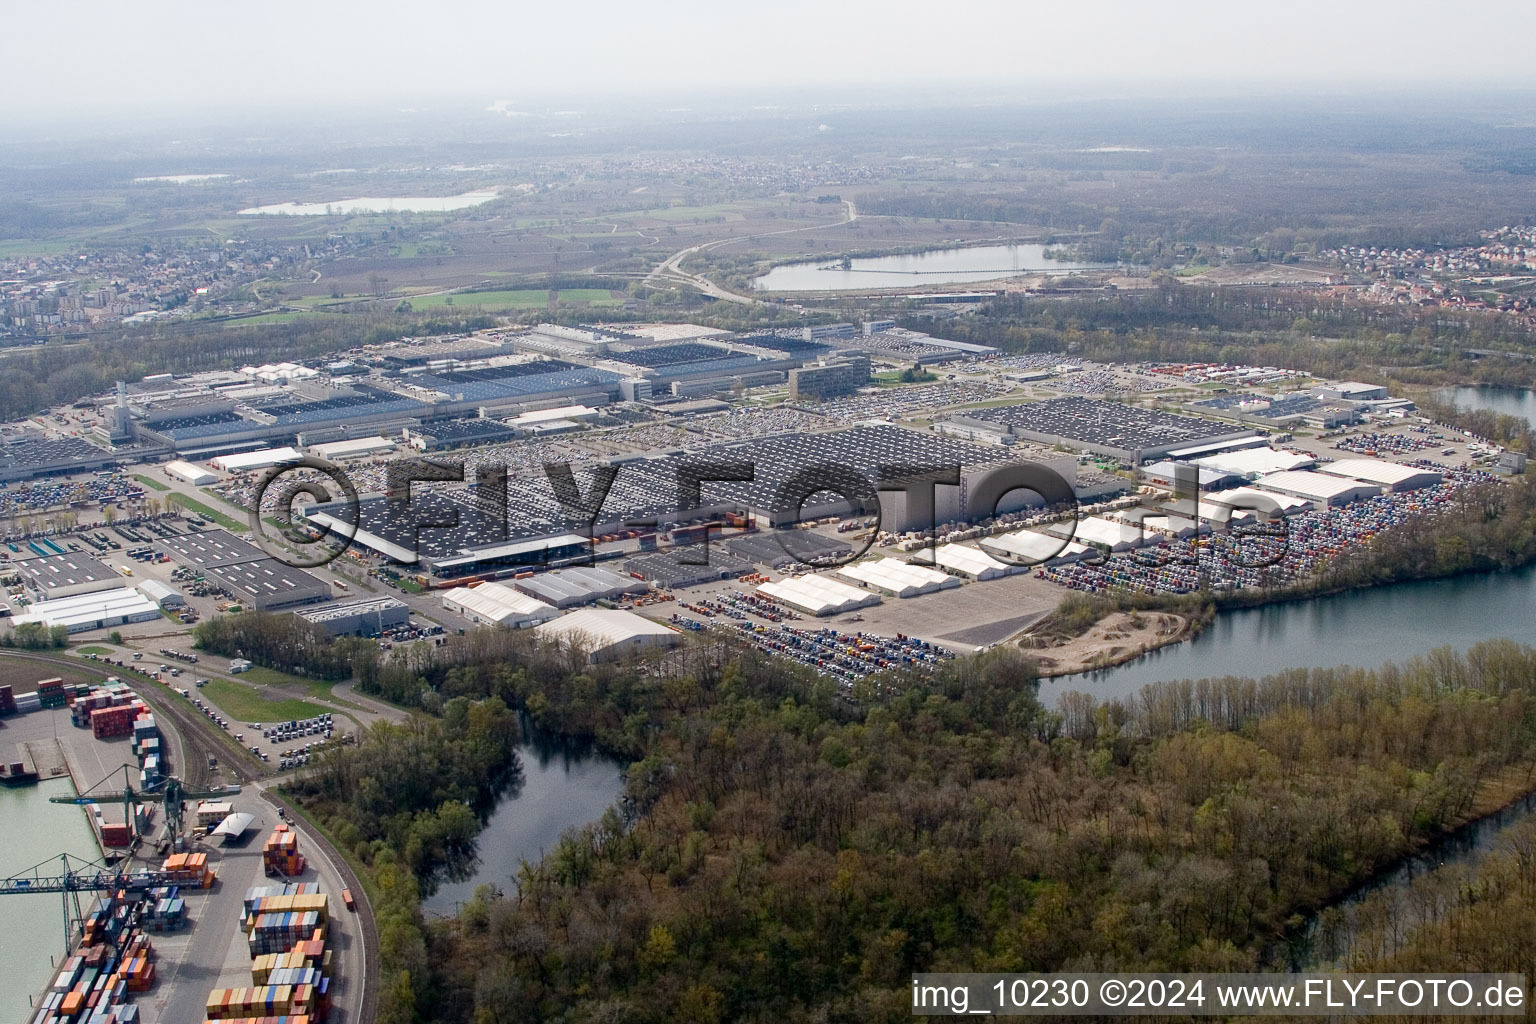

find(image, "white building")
[443,582,558,629]
[756,575,882,617]
[1316,457,1442,493]
[1203,487,1313,517]
[211,447,303,473]
[1254,470,1383,508]
[920,543,1023,580]
[1044,516,1150,553]
[9,587,162,634]
[836,557,962,598]
[980,530,1093,567]
[165,460,217,486]
[310,436,396,461]
[1194,447,1316,480]
[534,608,681,662]
[136,579,185,609]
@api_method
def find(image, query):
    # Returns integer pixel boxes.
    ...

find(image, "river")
[752,243,1116,292]
[421,726,626,915]
[0,777,102,1024]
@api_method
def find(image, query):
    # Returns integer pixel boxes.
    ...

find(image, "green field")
[200,678,329,722]
[132,474,170,492]
[402,287,622,311]
[167,492,248,531]
[75,646,114,656]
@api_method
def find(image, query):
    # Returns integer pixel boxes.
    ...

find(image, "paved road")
[646,199,858,303]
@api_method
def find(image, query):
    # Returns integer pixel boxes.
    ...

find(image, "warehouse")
[161,529,268,569]
[1202,487,1313,517]
[1045,516,1151,552]
[756,575,882,617]
[512,567,648,608]
[14,552,125,599]
[917,543,1024,580]
[165,459,218,486]
[136,579,185,609]
[836,557,962,598]
[9,587,162,634]
[1317,458,1442,493]
[625,549,755,588]
[442,583,558,628]
[211,447,303,473]
[310,436,396,460]
[202,558,332,611]
[1193,447,1316,480]
[534,608,682,662]
[1253,470,1383,508]
[297,595,410,636]
[1140,461,1242,493]
[980,530,1093,567]
[949,397,1257,464]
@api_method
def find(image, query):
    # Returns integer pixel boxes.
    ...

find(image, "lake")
[1440,384,1536,422]
[752,243,1117,292]
[0,777,102,1024]
[421,727,626,915]
[238,190,499,216]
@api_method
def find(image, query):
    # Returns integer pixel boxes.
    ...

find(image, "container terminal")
[0,669,365,1024]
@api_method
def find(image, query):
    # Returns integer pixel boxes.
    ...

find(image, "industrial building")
[1253,470,1383,508]
[756,574,882,617]
[980,531,1092,567]
[304,425,1076,578]
[296,595,410,636]
[136,579,185,609]
[787,354,871,400]
[0,432,117,484]
[161,529,269,569]
[1314,381,1390,402]
[1044,516,1151,552]
[14,552,124,599]
[201,559,332,611]
[165,459,218,486]
[512,567,649,608]
[211,448,303,473]
[442,583,558,628]
[9,587,162,633]
[949,397,1258,464]
[836,557,962,598]
[1193,447,1316,480]
[310,436,396,461]
[917,543,1026,580]
[1203,487,1314,517]
[534,608,682,662]
[1317,458,1443,492]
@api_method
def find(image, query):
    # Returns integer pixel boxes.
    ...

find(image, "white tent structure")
[1204,487,1313,517]
[1044,516,1149,552]
[980,530,1092,567]
[1194,447,1315,479]
[1255,470,1382,508]
[534,608,681,662]
[756,576,881,617]
[443,582,558,628]
[1317,457,1442,492]
[919,543,1022,580]
[836,557,961,598]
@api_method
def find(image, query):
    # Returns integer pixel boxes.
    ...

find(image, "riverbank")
[1270,759,1536,969]
[1024,611,1195,676]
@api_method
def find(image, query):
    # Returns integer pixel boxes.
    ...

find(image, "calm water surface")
[753,243,1116,292]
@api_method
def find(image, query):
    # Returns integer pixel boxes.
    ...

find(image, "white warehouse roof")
[981,530,1093,566]
[1255,470,1383,506]
[1045,516,1150,551]
[10,587,161,633]
[919,543,1023,580]
[165,459,217,485]
[310,436,396,460]
[443,582,558,628]
[836,557,961,598]
[1317,458,1442,491]
[211,447,303,473]
[757,575,882,617]
[1203,487,1313,516]
[535,608,681,657]
[1194,447,1315,479]
[136,579,184,605]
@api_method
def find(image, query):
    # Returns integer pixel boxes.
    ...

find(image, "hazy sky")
[9,0,1536,118]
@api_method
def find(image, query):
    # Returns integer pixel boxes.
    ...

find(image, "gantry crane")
[49,765,240,842]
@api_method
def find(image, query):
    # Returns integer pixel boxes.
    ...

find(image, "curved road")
[646,199,857,303]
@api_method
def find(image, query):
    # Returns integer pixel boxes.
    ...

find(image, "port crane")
[49,764,240,842]
[0,852,183,953]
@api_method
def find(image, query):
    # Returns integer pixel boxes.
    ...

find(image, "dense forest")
[292,628,1536,1024]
